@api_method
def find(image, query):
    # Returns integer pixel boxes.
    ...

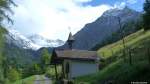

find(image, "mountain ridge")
[28,34,64,48]
[5,28,64,50]
[58,7,142,50]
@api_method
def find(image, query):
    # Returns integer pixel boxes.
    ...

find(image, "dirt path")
[42,76,52,84]
[34,75,52,84]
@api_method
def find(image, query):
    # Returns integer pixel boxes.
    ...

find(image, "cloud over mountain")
[10,0,143,41]
[11,0,112,40]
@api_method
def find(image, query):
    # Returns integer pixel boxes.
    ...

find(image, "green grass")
[45,66,62,78]
[13,66,60,84]
[98,29,150,59]
[13,75,35,84]
[75,29,150,84]
[75,60,150,84]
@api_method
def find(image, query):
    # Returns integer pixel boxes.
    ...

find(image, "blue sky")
[9,0,144,41]
[83,0,144,11]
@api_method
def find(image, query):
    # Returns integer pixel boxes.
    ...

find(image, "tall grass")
[75,29,150,84]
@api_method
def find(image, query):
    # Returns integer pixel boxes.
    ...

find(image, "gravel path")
[34,75,52,84]
[43,76,52,84]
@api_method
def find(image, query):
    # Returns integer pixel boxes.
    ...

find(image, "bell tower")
[67,32,75,49]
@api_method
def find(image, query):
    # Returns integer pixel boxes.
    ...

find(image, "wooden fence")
[101,46,150,65]
[126,47,150,65]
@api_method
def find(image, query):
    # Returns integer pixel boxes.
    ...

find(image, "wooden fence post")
[111,49,114,56]
[102,52,105,57]
[110,50,114,62]
[123,49,126,62]
[129,49,132,65]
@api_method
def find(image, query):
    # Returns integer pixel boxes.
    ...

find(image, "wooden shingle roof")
[55,50,97,59]
[51,49,99,64]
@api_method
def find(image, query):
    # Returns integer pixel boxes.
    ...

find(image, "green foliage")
[7,68,21,82]
[19,48,51,77]
[45,66,58,78]
[0,27,8,83]
[45,67,55,78]
[98,30,150,59]
[2,43,38,79]
[41,48,51,65]
[0,27,7,55]
[13,75,35,84]
[0,0,16,82]
[143,0,150,30]
[0,0,16,24]
[33,64,41,74]
[40,48,51,73]
[75,30,150,84]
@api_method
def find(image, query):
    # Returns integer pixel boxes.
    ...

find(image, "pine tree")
[41,48,51,73]
[33,64,41,74]
[143,0,150,30]
[0,0,16,83]
[0,28,6,83]
[0,0,16,24]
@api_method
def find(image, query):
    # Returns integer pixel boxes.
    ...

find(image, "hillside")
[75,29,150,84]
[61,7,142,50]
[2,28,55,72]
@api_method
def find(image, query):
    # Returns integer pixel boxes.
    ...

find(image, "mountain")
[5,28,41,50]
[1,28,37,68]
[61,7,142,50]
[28,34,64,48]
[5,28,64,50]
[4,42,37,66]
[75,29,150,84]
[3,28,61,66]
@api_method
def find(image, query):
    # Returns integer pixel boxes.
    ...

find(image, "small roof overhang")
[51,49,99,65]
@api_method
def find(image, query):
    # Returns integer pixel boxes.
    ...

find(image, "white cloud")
[11,0,112,41]
[74,0,92,3]
[114,0,138,9]
[114,2,126,9]
[127,0,137,4]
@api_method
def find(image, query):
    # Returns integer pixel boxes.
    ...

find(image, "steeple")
[67,32,75,49]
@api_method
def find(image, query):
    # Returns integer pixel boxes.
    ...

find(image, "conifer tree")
[41,48,51,73]
[0,0,16,83]
[143,0,150,30]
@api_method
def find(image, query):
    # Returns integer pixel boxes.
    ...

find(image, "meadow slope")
[75,29,150,84]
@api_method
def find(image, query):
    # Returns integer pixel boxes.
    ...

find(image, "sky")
[9,0,144,41]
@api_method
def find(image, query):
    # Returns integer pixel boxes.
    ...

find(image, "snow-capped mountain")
[5,28,41,50]
[28,34,65,47]
[102,7,126,17]
[102,6,139,18]
[5,28,65,50]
